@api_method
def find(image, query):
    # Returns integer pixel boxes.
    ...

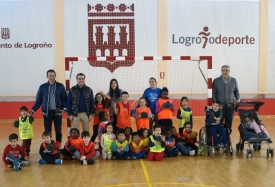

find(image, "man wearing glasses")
[212,65,240,132]
[67,73,94,132]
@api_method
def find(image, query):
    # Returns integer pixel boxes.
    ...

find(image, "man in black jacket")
[31,69,67,142]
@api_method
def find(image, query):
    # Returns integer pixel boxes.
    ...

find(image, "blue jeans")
[6,154,24,165]
[165,147,179,157]
[210,125,228,145]
[176,142,191,155]
[43,110,62,142]
[130,150,146,159]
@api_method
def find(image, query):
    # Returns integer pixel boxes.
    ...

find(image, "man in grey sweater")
[212,65,240,132]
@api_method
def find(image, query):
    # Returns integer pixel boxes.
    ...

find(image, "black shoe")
[268,139,273,143]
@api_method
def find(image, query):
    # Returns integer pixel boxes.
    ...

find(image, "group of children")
[3,87,272,171]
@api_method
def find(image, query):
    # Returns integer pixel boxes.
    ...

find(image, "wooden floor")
[0,116,274,187]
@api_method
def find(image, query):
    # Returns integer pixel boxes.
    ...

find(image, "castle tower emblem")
[88,3,135,72]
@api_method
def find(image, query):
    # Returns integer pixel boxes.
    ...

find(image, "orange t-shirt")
[93,101,110,125]
[157,98,173,120]
[182,131,197,144]
[135,107,150,130]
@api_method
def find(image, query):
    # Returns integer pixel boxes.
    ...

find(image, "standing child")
[113,91,132,132]
[2,133,30,171]
[130,132,146,159]
[101,123,116,160]
[135,97,151,133]
[91,92,110,142]
[164,128,179,157]
[38,131,62,164]
[170,126,190,155]
[140,128,150,152]
[182,122,198,154]
[147,125,166,161]
[74,131,100,165]
[112,130,131,160]
[97,111,109,144]
[124,127,133,144]
[155,87,174,135]
[177,97,192,135]
[60,128,82,160]
[12,106,34,156]
[208,101,228,148]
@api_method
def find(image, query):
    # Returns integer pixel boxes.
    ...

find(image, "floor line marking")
[140,159,153,187]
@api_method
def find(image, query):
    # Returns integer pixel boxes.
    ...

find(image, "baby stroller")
[199,106,233,156]
[235,101,274,158]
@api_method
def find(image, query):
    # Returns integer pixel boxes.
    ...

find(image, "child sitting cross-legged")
[112,130,131,160]
[2,133,30,171]
[60,128,82,160]
[74,131,100,165]
[139,128,150,152]
[147,125,166,161]
[129,132,146,159]
[170,126,191,156]
[164,128,180,157]
[38,131,62,165]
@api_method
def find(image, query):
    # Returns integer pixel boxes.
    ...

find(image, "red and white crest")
[87,3,135,72]
[1,28,10,40]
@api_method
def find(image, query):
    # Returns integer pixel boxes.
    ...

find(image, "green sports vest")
[103,133,114,154]
[179,108,192,128]
[19,117,34,140]
[149,135,165,152]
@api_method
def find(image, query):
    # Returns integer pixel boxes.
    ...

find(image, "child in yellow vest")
[177,97,192,135]
[111,130,131,160]
[100,123,115,160]
[140,128,150,152]
[12,106,34,156]
[130,132,146,159]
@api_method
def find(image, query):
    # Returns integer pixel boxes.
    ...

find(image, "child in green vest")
[177,97,192,135]
[147,125,166,161]
[12,106,34,156]
[101,123,116,159]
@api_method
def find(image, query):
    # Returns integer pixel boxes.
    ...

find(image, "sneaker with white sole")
[55,159,62,165]
[22,160,31,165]
[37,159,47,164]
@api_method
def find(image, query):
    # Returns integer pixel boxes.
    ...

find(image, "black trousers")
[91,124,99,142]
[41,153,60,164]
[43,110,62,142]
[112,151,129,160]
[221,104,234,131]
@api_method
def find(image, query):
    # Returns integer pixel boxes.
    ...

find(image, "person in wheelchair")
[244,113,272,143]
[209,101,228,150]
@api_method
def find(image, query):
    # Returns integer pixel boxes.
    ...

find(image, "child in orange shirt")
[113,91,132,132]
[140,128,150,152]
[130,132,146,159]
[155,87,174,135]
[74,131,100,165]
[91,92,110,142]
[182,122,198,153]
[97,111,109,144]
[135,97,151,134]
[60,128,82,160]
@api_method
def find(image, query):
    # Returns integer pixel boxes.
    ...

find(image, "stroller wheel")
[236,143,240,152]
[253,145,258,151]
[267,149,270,158]
[230,147,233,156]
[269,149,274,158]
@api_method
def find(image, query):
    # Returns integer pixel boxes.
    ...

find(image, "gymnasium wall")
[0,0,274,119]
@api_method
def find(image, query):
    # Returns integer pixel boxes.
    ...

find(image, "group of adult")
[30,65,240,143]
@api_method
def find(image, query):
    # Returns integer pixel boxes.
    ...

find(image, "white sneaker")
[22,160,31,165]
[189,150,195,156]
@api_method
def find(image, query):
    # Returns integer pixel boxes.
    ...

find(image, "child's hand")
[24,156,29,161]
[161,135,166,142]
[181,113,185,118]
[7,164,12,168]
[117,148,121,153]
[113,102,117,109]
[80,156,86,160]
[148,114,152,119]
[137,114,141,118]
[120,147,124,151]
[69,115,73,122]
[154,141,160,145]
[135,150,140,154]
[216,120,220,125]
[44,149,50,153]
